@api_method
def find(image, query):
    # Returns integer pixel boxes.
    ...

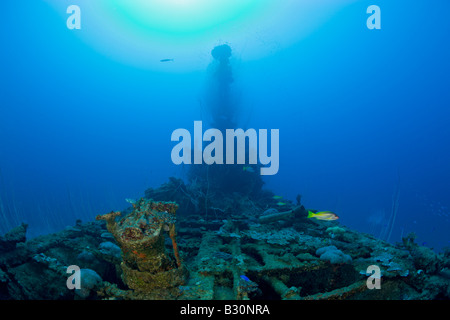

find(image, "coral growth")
[316,246,352,264]
[95,198,186,299]
[0,179,449,301]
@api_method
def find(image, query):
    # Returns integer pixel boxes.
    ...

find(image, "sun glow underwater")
[60,0,273,69]
[109,0,264,34]
[58,0,357,70]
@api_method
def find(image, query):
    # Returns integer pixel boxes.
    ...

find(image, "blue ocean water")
[1,0,449,252]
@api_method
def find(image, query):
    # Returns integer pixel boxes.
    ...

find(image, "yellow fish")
[272,195,283,200]
[307,210,339,221]
[277,202,287,206]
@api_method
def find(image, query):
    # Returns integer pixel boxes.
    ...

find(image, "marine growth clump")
[96,198,186,299]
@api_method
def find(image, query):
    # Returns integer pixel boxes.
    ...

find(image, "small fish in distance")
[160,58,174,62]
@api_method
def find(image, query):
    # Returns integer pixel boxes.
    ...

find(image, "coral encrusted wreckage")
[94,199,187,299]
[0,178,449,300]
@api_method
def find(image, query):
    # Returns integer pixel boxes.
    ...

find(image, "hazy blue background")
[1,0,449,251]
